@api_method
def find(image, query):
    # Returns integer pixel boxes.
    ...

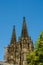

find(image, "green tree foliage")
[35,32,43,64]
[26,51,36,65]
[26,32,43,65]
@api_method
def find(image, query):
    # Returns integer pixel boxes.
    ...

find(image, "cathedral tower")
[4,26,16,64]
[4,17,34,65]
[17,17,34,65]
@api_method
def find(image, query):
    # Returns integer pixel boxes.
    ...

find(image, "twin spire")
[10,17,28,44]
[10,25,16,44]
[21,17,28,37]
[13,25,16,42]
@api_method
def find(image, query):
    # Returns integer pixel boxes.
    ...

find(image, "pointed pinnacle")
[23,17,26,22]
[13,25,15,33]
[21,17,28,37]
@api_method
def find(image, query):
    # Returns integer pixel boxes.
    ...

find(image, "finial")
[23,17,25,20]
[23,17,26,22]
[13,25,15,33]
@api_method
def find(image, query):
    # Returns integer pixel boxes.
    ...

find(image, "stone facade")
[0,17,34,65]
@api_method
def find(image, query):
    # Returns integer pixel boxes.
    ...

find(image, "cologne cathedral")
[0,17,34,65]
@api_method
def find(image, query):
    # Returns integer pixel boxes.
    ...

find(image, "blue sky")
[0,0,43,61]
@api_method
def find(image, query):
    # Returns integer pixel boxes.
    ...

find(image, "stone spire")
[6,26,16,64]
[21,17,28,38]
[10,25,16,44]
